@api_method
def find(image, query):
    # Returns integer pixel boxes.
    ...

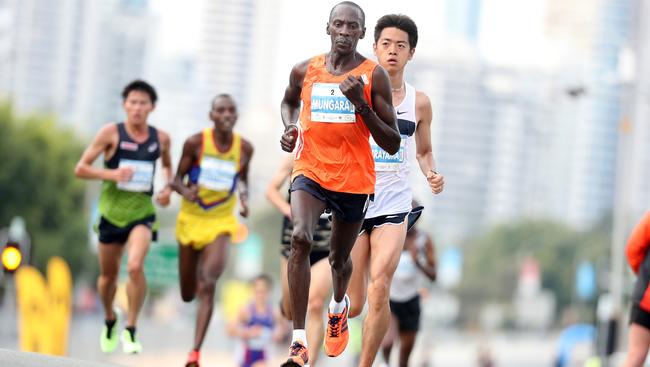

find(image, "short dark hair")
[211,93,234,107]
[329,1,365,27]
[374,14,418,49]
[122,79,157,104]
[251,274,273,287]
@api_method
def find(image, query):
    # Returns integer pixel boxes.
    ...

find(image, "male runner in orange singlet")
[278,2,400,366]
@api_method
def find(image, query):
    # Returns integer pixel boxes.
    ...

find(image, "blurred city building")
[198,0,281,111]
[0,0,153,135]
[0,0,86,121]
[73,0,153,134]
[627,0,650,221]
[0,0,642,241]
[411,0,635,244]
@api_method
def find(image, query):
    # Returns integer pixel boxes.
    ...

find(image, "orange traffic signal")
[2,242,22,273]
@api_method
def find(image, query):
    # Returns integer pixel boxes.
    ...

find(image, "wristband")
[355,103,372,116]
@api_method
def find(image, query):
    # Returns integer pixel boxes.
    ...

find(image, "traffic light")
[2,241,22,273]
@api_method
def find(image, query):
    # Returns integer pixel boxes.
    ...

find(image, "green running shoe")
[99,313,120,353]
[121,329,143,354]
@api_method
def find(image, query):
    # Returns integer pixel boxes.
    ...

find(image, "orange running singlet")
[292,54,378,194]
[627,211,650,274]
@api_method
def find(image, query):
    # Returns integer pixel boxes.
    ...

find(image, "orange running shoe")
[185,349,200,367]
[324,295,350,357]
[280,340,309,367]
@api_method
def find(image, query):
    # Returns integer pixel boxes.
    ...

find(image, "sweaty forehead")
[330,5,363,25]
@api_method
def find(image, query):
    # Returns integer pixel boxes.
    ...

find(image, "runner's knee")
[126,260,144,278]
[328,250,350,272]
[367,274,391,309]
[290,228,312,257]
[199,266,223,289]
[197,279,217,300]
[98,272,118,285]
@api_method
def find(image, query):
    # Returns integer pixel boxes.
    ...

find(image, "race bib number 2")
[310,83,356,123]
[117,159,154,192]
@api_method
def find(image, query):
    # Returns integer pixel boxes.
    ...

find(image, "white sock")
[292,329,307,345]
[329,294,349,314]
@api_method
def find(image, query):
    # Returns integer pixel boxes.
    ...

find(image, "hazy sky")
[150,0,551,67]
[149,0,449,108]
[146,0,566,111]
[150,0,202,57]
[150,0,444,58]
[479,0,548,68]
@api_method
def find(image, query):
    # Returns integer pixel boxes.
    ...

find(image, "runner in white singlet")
[347,14,445,367]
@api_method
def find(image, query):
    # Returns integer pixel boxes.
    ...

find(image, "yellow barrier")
[220,279,252,323]
[14,257,72,356]
[47,257,72,355]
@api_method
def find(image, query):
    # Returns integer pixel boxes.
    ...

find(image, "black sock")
[125,326,136,342]
[105,319,117,338]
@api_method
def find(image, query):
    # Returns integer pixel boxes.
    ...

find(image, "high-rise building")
[445,0,482,41]
[0,0,153,134]
[407,59,556,242]
[542,0,633,227]
[0,0,14,98]
[197,0,285,196]
[1,0,85,118]
[198,0,255,109]
[627,0,650,220]
[411,0,635,244]
[73,0,154,134]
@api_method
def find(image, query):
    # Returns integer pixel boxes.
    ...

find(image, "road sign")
[120,243,179,287]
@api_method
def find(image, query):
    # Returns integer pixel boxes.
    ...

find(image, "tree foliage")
[458,216,611,323]
[0,104,90,276]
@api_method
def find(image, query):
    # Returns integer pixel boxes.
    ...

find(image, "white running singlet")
[365,82,418,218]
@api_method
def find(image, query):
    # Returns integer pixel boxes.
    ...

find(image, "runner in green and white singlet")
[75,80,173,355]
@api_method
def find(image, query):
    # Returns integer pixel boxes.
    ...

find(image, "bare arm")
[416,234,437,282]
[74,124,132,182]
[169,134,201,202]
[415,92,435,175]
[415,91,444,194]
[280,60,309,152]
[158,130,173,185]
[238,138,254,218]
[367,66,400,154]
[155,130,173,206]
[265,154,293,219]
